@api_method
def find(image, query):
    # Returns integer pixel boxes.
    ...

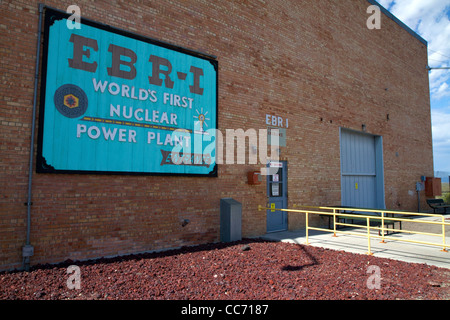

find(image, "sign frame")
[36,7,218,177]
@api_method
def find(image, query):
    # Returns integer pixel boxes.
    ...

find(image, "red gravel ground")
[1,239,449,300]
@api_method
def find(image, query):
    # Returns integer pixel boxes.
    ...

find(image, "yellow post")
[442,216,448,252]
[332,208,337,237]
[380,211,386,243]
[305,211,309,245]
[367,217,373,255]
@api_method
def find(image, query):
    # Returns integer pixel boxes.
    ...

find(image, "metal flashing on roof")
[367,0,428,46]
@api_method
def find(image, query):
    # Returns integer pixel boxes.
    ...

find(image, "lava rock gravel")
[1,239,449,300]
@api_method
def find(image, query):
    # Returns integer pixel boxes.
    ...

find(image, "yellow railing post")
[367,217,373,255]
[305,211,309,245]
[442,216,448,252]
[380,211,386,243]
[332,208,337,237]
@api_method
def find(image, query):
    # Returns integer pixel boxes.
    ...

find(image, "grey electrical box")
[416,182,425,191]
[22,245,34,257]
[220,198,242,243]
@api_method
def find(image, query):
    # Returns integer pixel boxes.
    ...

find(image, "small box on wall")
[248,171,262,185]
[425,177,442,197]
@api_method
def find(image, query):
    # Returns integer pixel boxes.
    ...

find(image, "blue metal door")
[340,129,385,210]
[267,161,288,232]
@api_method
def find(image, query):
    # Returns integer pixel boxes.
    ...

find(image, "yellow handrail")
[258,204,450,254]
[294,204,445,218]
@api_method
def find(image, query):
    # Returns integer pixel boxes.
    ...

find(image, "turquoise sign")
[37,8,218,176]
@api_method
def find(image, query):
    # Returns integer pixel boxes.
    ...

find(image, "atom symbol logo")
[193,108,210,132]
[64,94,79,109]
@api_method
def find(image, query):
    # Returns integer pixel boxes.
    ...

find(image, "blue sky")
[376,0,450,173]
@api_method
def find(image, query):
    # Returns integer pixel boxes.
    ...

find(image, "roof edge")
[366,0,428,46]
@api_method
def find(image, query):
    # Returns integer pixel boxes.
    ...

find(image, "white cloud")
[387,0,449,29]
[429,66,450,96]
[432,110,450,140]
[432,82,450,100]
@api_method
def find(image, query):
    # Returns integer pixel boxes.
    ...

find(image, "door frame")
[339,127,385,209]
[266,160,288,232]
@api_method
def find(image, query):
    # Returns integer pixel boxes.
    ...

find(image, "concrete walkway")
[260,220,450,269]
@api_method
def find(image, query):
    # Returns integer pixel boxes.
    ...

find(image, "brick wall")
[0,0,433,270]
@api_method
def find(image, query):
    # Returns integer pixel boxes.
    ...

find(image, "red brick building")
[0,0,433,271]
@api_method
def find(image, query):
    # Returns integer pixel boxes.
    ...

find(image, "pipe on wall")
[23,3,44,271]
